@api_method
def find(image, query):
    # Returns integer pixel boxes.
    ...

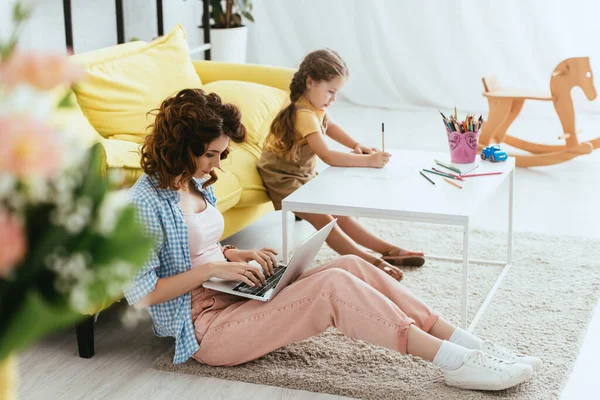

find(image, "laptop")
[202,219,336,302]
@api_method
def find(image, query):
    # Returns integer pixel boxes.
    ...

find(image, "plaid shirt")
[125,173,217,364]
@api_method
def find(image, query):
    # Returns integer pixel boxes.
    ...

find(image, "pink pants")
[191,255,438,366]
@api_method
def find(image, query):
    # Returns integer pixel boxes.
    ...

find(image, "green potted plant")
[208,0,254,63]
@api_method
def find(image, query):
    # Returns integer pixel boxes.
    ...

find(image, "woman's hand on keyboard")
[222,248,279,277]
[209,261,266,287]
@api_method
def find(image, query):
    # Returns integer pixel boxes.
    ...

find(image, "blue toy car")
[480,145,508,162]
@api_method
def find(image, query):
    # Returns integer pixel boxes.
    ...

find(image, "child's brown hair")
[268,49,348,161]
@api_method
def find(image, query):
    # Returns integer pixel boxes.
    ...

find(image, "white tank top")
[183,202,227,267]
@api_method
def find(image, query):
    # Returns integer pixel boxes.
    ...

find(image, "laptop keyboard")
[233,265,287,297]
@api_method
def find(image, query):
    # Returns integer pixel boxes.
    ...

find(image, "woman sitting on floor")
[125,88,542,391]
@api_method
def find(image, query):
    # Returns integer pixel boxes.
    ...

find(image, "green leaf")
[242,11,254,22]
[92,206,153,267]
[56,89,75,109]
[77,144,109,205]
[20,205,72,284]
[12,1,33,23]
[0,40,16,62]
[211,0,224,16]
[232,14,242,26]
[0,291,83,362]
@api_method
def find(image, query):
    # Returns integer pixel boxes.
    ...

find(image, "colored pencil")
[434,159,462,174]
[460,165,479,176]
[423,169,460,180]
[420,171,435,185]
[461,172,503,178]
[432,167,463,180]
[444,177,463,189]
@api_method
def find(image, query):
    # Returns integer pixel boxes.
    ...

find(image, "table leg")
[282,208,289,264]
[508,168,514,265]
[462,221,470,330]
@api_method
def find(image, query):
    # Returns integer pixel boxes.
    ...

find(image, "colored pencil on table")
[423,169,460,180]
[420,171,435,185]
[461,172,503,178]
[432,167,463,180]
[444,177,463,189]
[434,159,462,174]
[460,165,479,175]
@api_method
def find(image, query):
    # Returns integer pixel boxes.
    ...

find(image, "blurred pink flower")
[0,51,84,90]
[0,212,26,277]
[0,115,64,178]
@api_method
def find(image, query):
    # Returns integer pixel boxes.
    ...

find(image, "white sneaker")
[481,340,543,372]
[443,350,533,391]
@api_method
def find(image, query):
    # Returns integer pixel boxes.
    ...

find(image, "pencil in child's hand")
[381,122,385,152]
[444,177,463,189]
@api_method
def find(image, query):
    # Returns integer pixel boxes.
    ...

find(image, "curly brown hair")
[267,48,348,161]
[141,88,247,190]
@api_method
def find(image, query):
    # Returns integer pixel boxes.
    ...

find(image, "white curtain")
[247,0,600,116]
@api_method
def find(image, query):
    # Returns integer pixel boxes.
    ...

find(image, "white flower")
[50,195,92,234]
[112,260,136,279]
[24,176,50,203]
[58,136,88,171]
[69,285,90,313]
[5,192,25,212]
[0,174,16,199]
[46,251,94,293]
[0,85,55,120]
[106,282,122,298]
[95,190,130,236]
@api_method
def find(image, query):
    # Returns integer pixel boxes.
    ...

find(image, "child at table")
[257,49,425,281]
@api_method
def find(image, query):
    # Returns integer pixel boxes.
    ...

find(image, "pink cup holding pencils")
[447,130,480,163]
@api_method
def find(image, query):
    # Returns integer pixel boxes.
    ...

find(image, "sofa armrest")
[193,61,295,92]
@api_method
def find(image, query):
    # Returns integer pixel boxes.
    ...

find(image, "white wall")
[5,0,600,116]
[245,0,600,115]
[0,0,208,56]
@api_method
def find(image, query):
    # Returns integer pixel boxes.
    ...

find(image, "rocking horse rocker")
[480,57,599,167]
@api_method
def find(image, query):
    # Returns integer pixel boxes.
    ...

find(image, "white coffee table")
[281,149,515,331]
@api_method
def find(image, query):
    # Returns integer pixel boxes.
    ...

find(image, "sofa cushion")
[212,169,242,213]
[221,145,270,207]
[71,24,202,144]
[202,80,288,149]
[72,41,148,66]
[100,138,141,169]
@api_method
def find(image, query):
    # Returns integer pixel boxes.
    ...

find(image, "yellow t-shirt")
[294,95,327,143]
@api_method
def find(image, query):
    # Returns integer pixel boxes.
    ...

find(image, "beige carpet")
[154,220,600,399]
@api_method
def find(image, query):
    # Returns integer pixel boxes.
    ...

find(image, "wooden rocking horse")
[479,57,599,167]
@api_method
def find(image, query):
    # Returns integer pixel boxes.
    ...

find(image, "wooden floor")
[17,105,600,400]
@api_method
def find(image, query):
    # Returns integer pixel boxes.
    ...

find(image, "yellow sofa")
[62,25,294,357]
[66,25,294,239]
